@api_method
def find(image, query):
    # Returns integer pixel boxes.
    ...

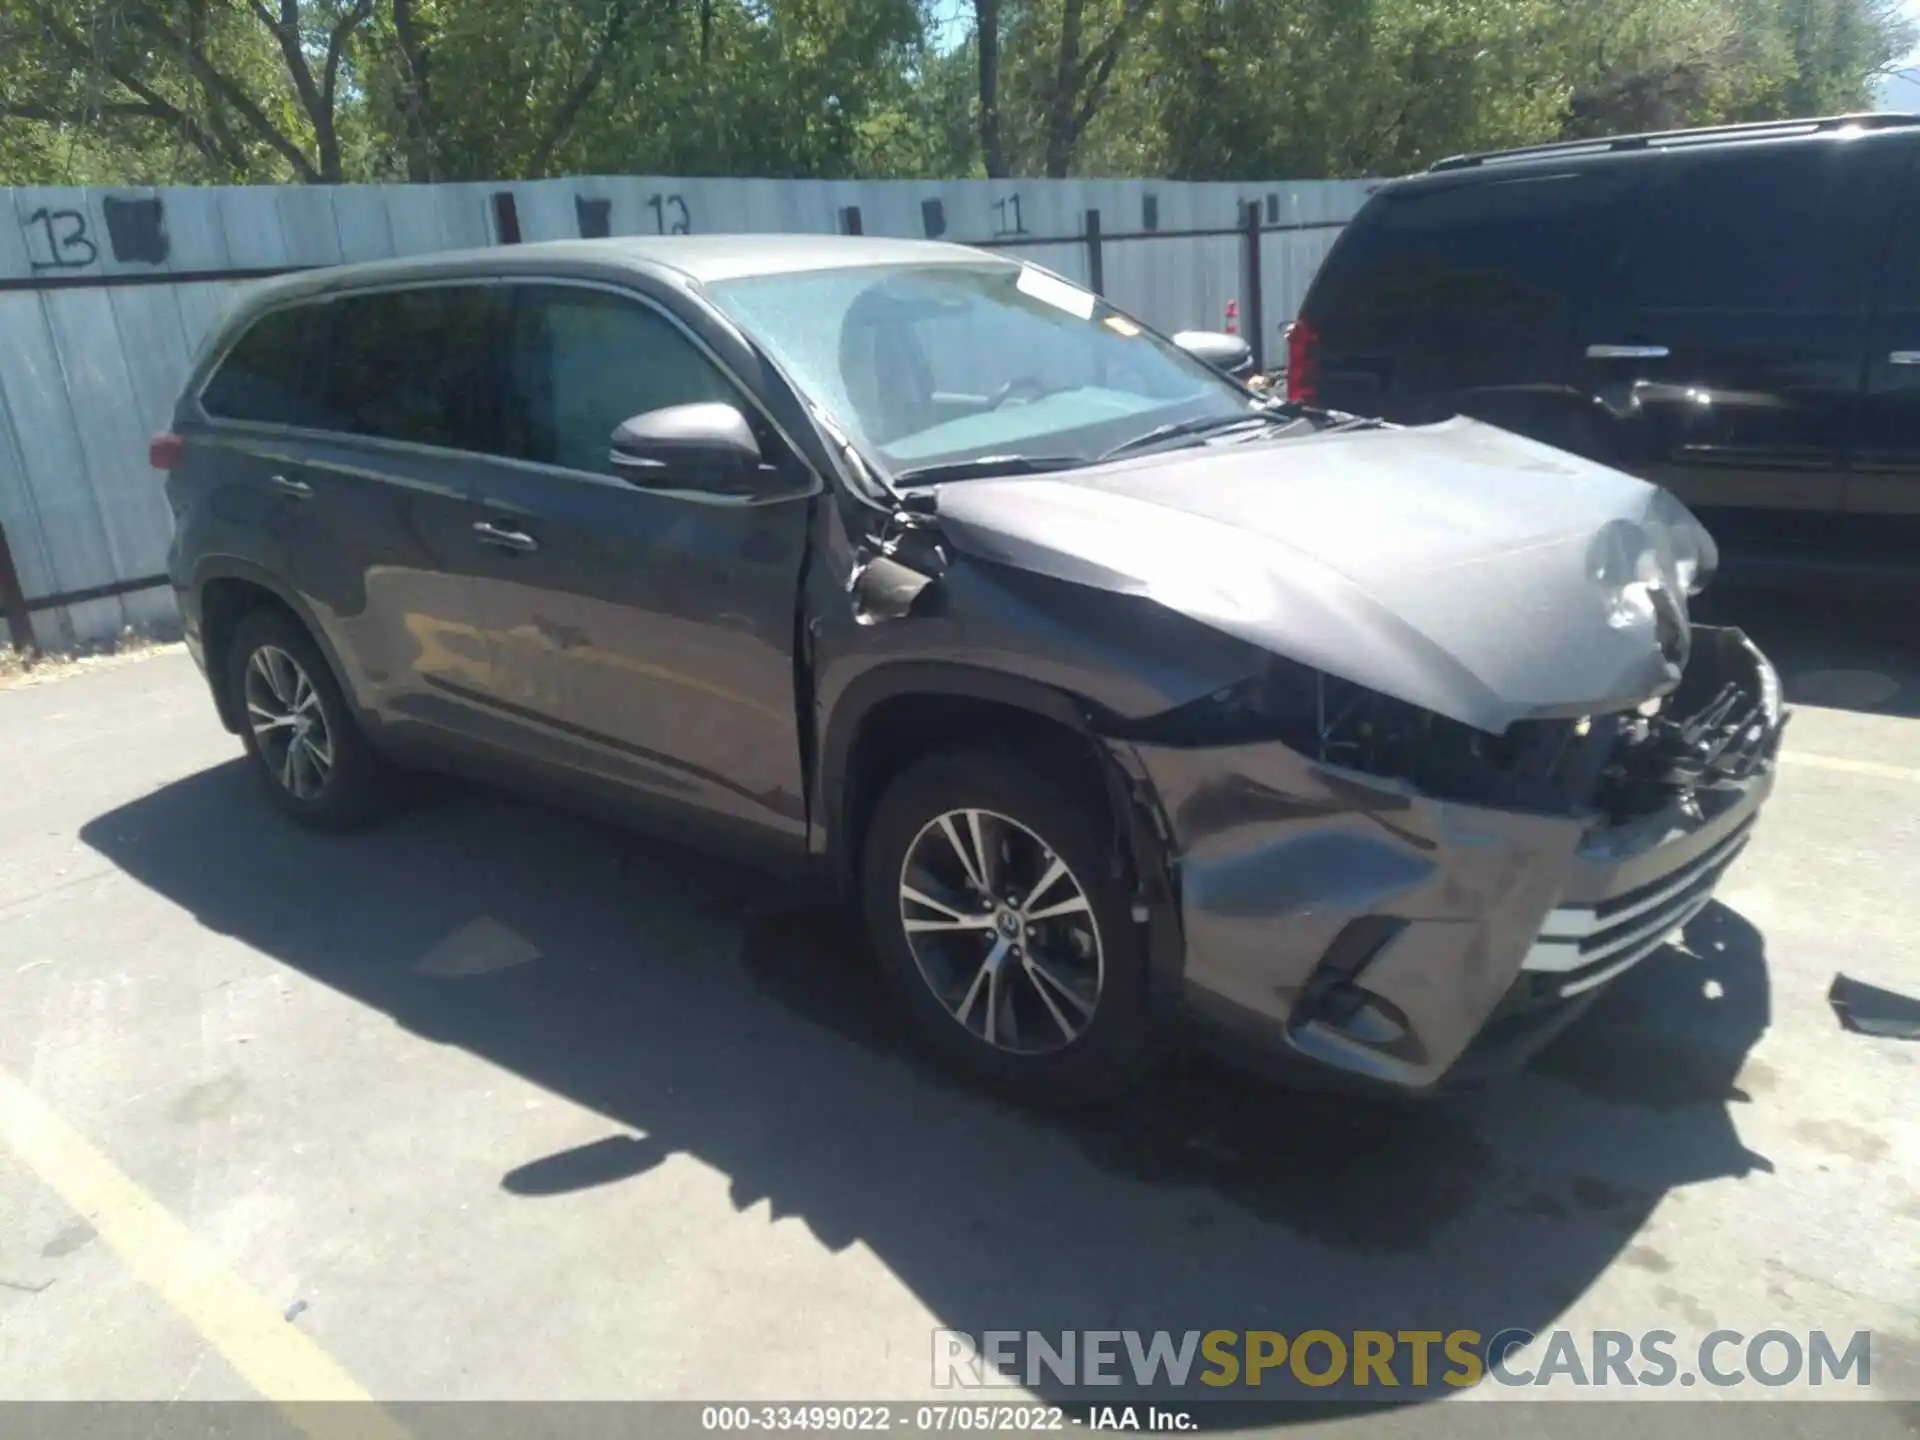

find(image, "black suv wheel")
[860,751,1152,1105]
[227,607,388,830]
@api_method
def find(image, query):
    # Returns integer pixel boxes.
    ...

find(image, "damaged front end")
[827,414,1782,1090]
[1106,625,1783,1091]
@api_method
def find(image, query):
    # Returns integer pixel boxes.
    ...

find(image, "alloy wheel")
[244,645,334,801]
[897,808,1104,1056]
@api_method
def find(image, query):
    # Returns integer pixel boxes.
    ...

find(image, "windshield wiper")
[1099,413,1278,461]
[890,454,1085,485]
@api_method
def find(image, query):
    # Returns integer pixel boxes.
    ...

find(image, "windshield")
[705,261,1257,480]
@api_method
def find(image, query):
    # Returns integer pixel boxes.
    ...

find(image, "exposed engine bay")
[1113,624,1781,826]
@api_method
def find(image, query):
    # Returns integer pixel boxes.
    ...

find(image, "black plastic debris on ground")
[1829,972,1920,1039]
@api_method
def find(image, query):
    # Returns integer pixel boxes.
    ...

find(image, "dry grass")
[0,627,185,691]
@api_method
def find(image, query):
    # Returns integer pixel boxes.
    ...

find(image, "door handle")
[1587,344,1671,360]
[1890,351,1920,366]
[472,520,539,553]
[268,473,313,499]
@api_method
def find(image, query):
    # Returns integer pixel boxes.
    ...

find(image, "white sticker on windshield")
[1017,265,1097,320]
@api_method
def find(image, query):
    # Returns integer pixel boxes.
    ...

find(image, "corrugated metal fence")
[0,174,1373,650]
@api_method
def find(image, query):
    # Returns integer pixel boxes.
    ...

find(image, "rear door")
[193,300,336,579]
[1851,137,1920,534]
[1582,134,1909,540]
[291,283,507,741]
[461,280,815,853]
[1301,164,1637,449]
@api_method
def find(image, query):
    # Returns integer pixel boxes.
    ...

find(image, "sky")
[929,0,969,51]
[1881,0,1920,107]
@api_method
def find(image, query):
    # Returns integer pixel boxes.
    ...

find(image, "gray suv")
[158,236,1782,1103]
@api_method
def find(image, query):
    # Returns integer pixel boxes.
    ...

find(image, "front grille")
[1519,816,1756,997]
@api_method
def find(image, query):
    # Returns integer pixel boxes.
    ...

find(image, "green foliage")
[1,0,1912,186]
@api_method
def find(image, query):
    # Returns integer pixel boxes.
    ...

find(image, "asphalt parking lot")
[1,591,1917,1434]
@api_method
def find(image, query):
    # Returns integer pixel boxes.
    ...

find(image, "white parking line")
[0,1063,406,1439]
[1779,752,1920,785]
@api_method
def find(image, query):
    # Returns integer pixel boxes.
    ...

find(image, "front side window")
[201,305,327,426]
[500,286,738,475]
[318,286,501,450]
[707,261,1250,477]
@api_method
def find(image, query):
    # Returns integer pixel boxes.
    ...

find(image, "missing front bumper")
[1114,629,1781,1092]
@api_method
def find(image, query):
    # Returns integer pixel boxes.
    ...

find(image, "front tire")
[227,607,387,830]
[860,751,1153,1105]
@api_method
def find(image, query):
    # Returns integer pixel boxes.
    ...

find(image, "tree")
[1,0,381,183]
[0,0,927,184]
[966,0,1156,175]
[975,0,1005,175]
[1142,0,1916,181]
[361,0,664,181]
[1147,0,1573,179]
[2,0,1913,188]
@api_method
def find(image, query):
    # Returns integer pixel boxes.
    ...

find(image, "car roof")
[1418,111,1919,178]
[226,233,998,316]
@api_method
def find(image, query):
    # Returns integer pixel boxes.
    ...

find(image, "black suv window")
[319,285,501,450]
[1888,179,1920,309]
[201,305,326,426]
[1620,139,1903,311]
[502,286,736,474]
[1310,168,1638,317]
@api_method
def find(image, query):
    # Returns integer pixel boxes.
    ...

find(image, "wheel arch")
[821,664,1098,876]
[823,661,1189,1025]
[829,664,1190,1052]
[192,561,350,734]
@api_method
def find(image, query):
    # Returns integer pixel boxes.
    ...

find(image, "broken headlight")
[1120,655,1619,813]
[1598,627,1779,814]
[1121,627,1776,821]
[1645,488,1720,598]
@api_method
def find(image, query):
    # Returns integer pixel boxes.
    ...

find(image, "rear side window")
[1872,142,1920,307]
[1308,169,1637,317]
[318,285,502,451]
[500,286,737,474]
[200,306,326,425]
[1620,138,1909,311]
[1893,216,1920,308]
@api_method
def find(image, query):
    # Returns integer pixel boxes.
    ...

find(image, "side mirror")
[610,402,762,493]
[1172,330,1255,378]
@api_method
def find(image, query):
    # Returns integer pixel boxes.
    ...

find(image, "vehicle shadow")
[79,763,1774,1406]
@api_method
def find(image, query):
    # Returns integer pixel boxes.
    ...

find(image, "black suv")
[1288,114,1920,589]
[160,235,1781,1103]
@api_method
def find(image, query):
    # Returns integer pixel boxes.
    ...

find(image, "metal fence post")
[1084,209,1105,296]
[491,191,522,244]
[1241,199,1266,372]
[0,519,38,655]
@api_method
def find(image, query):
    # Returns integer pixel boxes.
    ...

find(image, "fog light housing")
[1315,983,1410,1047]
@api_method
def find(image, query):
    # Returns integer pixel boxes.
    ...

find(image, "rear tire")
[226,607,388,831]
[860,750,1153,1106]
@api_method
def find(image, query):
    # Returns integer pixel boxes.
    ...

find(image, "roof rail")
[1428,112,1920,172]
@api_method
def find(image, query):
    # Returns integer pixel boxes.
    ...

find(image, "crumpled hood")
[931,416,1718,734]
